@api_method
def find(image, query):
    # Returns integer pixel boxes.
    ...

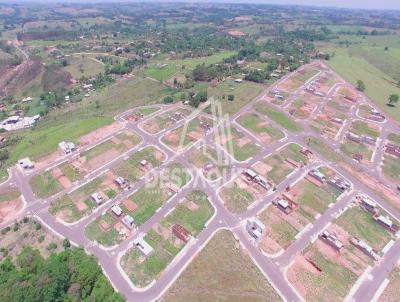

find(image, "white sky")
[15,0,400,11]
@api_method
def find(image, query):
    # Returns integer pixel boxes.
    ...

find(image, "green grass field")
[162,117,213,150]
[0,187,21,203]
[237,113,284,141]
[121,228,181,287]
[29,171,63,199]
[259,207,298,249]
[162,191,214,235]
[206,80,263,116]
[49,176,106,223]
[121,191,213,287]
[7,117,112,165]
[85,213,120,247]
[112,146,165,181]
[388,133,400,145]
[144,64,177,81]
[295,180,340,214]
[3,75,167,177]
[322,46,400,122]
[336,206,392,250]
[382,155,400,184]
[145,51,236,82]
[123,163,190,225]
[124,186,168,225]
[221,184,254,213]
[64,56,105,79]
[351,120,380,138]
[172,51,236,69]
[188,144,230,181]
[59,162,85,182]
[224,126,261,162]
[254,102,303,133]
[298,247,358,301]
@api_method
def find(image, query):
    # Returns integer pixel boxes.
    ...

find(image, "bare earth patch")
[79,123,123,146]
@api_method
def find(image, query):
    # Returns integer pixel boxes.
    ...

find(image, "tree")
[0,247,125,302]
[356,80,366,92]
[388,94,399,107]
[163,96,173,104]
[228,94,235,101]
[63,239,71,249]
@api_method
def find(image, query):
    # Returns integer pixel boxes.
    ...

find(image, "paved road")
[2,60,400,302]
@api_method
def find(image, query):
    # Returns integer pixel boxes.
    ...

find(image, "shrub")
[38,235,45,243]
[35,223,42,231]
[47,242,58,251]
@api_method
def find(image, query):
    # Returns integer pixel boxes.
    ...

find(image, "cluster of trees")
[192,64,219,82]
[0,246,124,302]
[191,63,237,82]
[91,72,115,89]
[0,135,19,166]
[245,70,268,83]
[105,58,145,75]
[189,91,208,108]
[356,80,366,92]
[160,27,247,54]
[337,29,390,36]
[388,94,399,107]
[285,27,333,41]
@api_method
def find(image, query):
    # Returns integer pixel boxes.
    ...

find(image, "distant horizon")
[4,0,400,11]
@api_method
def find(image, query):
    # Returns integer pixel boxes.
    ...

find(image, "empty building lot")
[287,194,398,302]
[341,120,381,163]
[257,166,347,255]
[214,124,261,162]
[236,112,284,143]
[161,116,213,152]
[188,144,231,181]
[120,191,214,287]
[49,171,121,223]
[140,108,192,135]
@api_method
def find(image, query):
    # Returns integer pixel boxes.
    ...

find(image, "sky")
[249,0,400,10]
[13,0,400,11]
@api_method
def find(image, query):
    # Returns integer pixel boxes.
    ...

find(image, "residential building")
[350,237,379,260]
[319,231,344,252]
[172,224,191,242]
[2,116,20,125]
[309,169,326,183]
[347,132,362,143]
[275,197,292,214]
[91,192,104,206]
[362,135,376,145]
[122,214,135,229]
[244,169,258,180]
[385,143,400,158]
[330,117,344,125]
[111,205,123,217]
[328,176,350,192]
[133,236,154,257]
[114,176,127,189]
[246,217,266,240]
[360,195,378,214]
[59,141,76,154]
[254,175,273,191]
